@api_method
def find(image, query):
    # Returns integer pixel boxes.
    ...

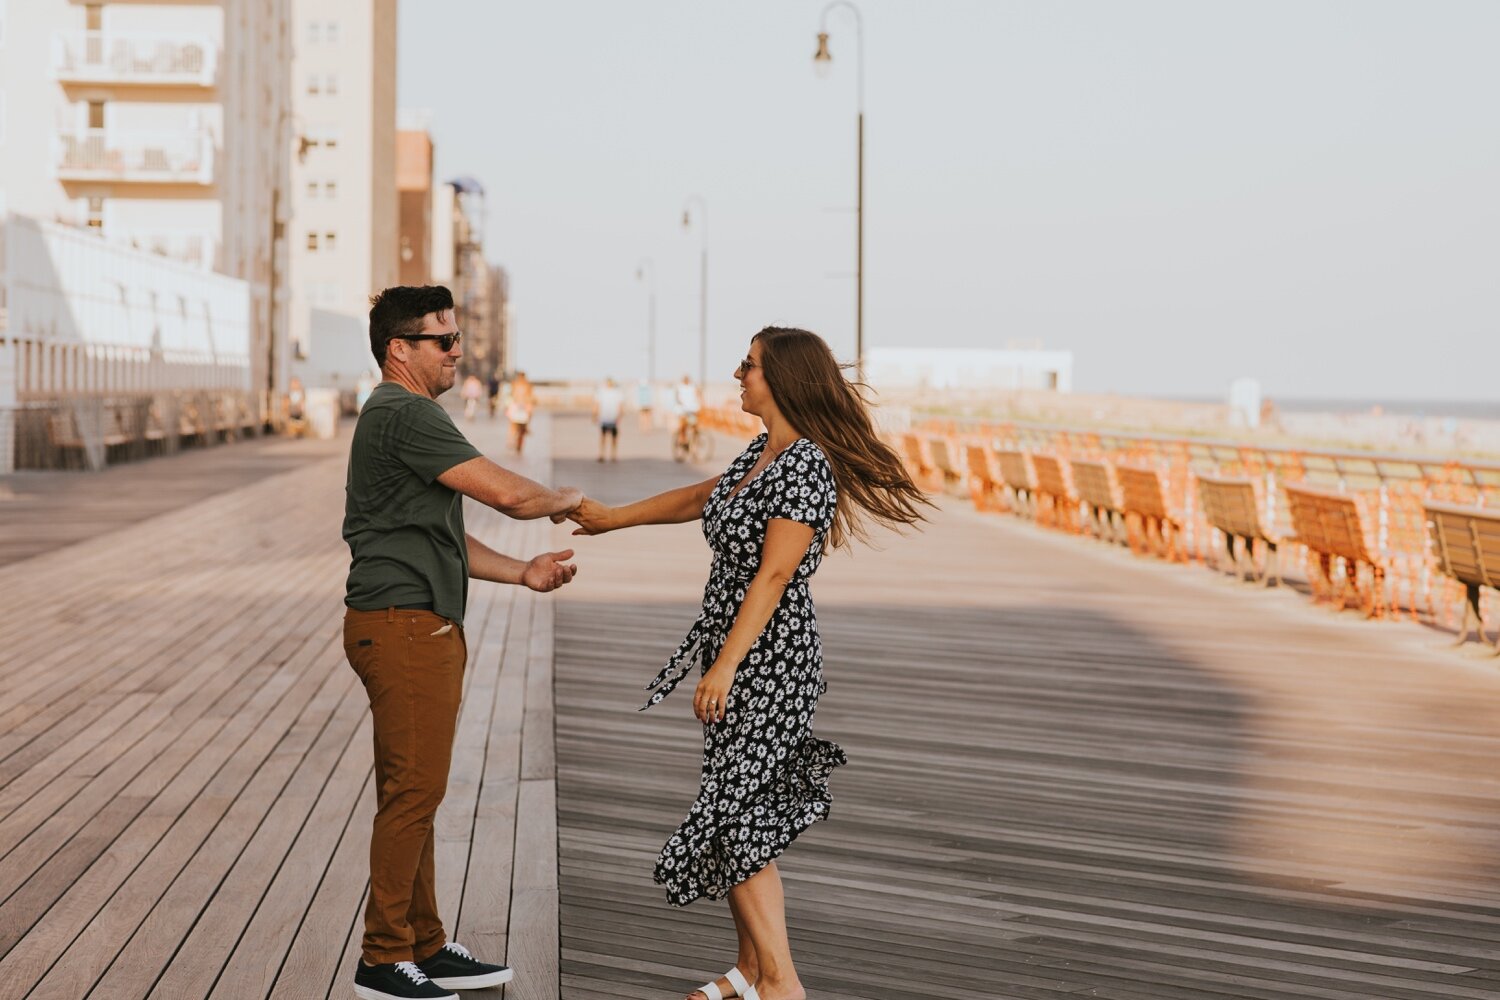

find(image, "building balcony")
[54,128,215,185]
[53,30,218,88]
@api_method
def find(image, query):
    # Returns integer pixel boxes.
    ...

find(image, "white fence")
[0,213,252,472]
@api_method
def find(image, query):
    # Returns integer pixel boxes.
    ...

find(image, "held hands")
[692,663,734,724]
[548,487,585,524]
[566,496,617,536]
[521,549,577,592]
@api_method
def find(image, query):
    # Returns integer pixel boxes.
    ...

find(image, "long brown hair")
[755,326,932,550]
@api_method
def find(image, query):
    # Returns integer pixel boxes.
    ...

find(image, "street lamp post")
[681,195,708,387]
[812,1,865,378]
[636,257,657,383]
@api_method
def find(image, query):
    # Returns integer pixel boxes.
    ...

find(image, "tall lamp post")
[812,1,864,377]
[681,195,708,387]
[636,257,657,383]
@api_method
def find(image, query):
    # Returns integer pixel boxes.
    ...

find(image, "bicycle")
[672,414,714,464]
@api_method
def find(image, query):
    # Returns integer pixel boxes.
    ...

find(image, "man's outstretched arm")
[466,534,577,592]
[439,457,582,520]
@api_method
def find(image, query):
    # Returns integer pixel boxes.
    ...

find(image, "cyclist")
[673,374,701,457]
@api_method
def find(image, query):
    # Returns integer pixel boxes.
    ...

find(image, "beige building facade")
[0,0,292,411]
[285,0,397,365]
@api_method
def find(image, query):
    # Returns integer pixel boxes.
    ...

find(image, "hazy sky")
[397,1,1499,399]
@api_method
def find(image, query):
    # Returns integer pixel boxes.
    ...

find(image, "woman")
[568,327,931,1000]
[505,371,535,454]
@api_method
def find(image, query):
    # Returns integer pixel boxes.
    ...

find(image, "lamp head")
[681,209,692,229]
[813,31,832,78]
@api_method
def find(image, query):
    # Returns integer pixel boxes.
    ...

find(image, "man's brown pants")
[343,607,466,965]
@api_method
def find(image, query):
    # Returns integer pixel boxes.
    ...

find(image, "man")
[344,285,582,1000]
[593,376,624,462]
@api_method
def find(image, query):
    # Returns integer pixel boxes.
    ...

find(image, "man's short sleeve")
[389,397,483,483]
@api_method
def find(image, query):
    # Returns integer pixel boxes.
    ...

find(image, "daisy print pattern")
[644,434,848,906]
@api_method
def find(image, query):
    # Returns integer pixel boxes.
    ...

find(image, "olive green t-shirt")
[343,382,483,624]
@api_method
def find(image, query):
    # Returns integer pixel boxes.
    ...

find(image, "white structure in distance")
[865,347,1074,393]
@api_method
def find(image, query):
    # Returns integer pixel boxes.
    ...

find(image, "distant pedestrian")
[594,376,625,462]
[566,326,932,1000]
[636,377,655,431]
[460,373,483,421]
[344,285,584,1000]
[486,372,502,419]
[506,371,535,455]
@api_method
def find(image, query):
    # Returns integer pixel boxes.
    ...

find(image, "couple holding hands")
[343,285,929,1000]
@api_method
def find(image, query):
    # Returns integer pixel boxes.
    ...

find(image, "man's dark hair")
[368,284,455,368]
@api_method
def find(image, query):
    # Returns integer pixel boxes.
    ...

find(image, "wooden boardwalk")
[548,414,1500,1000]
[0,410,559,1000]
[4,407,1500,999]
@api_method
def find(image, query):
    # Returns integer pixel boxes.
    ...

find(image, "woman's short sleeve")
[764,442,835,529]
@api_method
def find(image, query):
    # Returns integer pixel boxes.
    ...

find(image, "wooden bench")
[1284,483,1387,617]
[1426,501,1500,653]
[963,443,1006,512]
[1196,474,1285,586]
[927,437,966,496]
[898,433,943,493]
[1070,460,1126,544]
[1116,464,1183,560]
[994,450,1036,518]
[1030,454,1080,532]
[178,398,209,448]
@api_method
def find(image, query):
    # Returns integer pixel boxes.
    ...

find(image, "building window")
[86,196,103,229]
[324,232,337,251]
[306,73,320,96]
[325,74,338,96]
[87,100,104,130]
[307,21,320,44]
[324,180,336,199]
[306,179,318,198]
[324,129,338,149]
[326,21,339,43]
[85,4,102,32]
[306,231,318,251]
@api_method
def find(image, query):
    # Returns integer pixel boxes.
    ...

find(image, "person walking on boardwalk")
[505,370,535,454]
[344,285,583,1000]
[594,375,625,462]
[567,327,931,1000]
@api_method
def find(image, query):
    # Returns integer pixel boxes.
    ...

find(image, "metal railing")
[119,231,215,269]
[54,127,215,185]
[52,30,218,87]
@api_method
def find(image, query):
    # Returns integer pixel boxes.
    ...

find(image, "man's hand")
[548,486,585,523]
[521,549,577,592]
[567,497,617,536]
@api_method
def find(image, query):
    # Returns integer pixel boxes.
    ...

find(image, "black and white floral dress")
[644,433,848,906]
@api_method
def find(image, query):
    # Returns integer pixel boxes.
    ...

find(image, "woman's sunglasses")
[401,331,463,352]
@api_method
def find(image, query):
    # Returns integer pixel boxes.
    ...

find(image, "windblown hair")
[755,326,933,550]
[367,285,455,368]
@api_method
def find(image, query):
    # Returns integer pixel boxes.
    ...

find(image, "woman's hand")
[520,549,577,592]
[567,497,618,535]
[693,664,735,724]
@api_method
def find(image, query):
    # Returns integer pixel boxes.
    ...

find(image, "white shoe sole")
[429,968,514,989]
[353,985,458,1000]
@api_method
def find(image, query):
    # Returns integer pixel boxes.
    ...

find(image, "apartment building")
[285,0,397,363]
[0,0,292,409]
[395,120,433,285]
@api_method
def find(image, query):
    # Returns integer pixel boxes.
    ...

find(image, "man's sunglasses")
[400,331,463,352]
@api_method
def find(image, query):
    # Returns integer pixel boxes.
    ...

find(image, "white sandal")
[692,967,754,1000]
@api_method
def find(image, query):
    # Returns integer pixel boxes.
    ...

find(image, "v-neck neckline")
[727,436,799,502]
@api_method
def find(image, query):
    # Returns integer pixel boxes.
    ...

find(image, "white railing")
[52,30,218,87]
[118,231,216,270]
[54,127,215,184]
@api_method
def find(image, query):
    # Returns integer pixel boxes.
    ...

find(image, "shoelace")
[443,942,474,960]
[395,962,431,984]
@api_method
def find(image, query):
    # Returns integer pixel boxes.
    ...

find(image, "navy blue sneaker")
[417,942,514,990]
